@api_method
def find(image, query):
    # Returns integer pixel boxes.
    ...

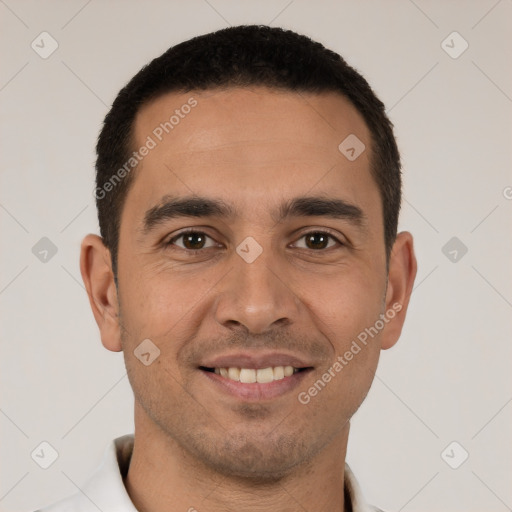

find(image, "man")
[38,25,417,512]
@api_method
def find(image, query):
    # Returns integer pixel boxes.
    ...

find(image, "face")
[89,87,413,480]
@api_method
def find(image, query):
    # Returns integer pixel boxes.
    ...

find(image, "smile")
[200,365,307,383]
[199,365,313,401]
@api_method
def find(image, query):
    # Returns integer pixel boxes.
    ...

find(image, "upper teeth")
[214,366,297,383]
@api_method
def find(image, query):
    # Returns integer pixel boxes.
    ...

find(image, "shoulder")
[344,463,387,512]
[33,434,136,512]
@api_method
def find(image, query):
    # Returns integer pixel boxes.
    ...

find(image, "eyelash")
[165,229,344,252]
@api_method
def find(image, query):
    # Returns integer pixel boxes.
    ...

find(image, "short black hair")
[95,24,401,281]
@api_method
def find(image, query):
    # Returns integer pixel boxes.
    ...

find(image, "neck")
[125,403,350,512]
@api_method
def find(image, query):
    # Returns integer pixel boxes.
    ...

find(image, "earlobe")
[79,234,123,352]
[380,231,417,350]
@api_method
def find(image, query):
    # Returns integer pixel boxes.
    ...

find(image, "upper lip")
[199,351,314,369]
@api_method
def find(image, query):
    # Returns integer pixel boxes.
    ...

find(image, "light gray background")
[1,1,511,511]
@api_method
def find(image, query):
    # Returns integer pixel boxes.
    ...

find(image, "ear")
[380,231,417,350]
[80,234,122,352]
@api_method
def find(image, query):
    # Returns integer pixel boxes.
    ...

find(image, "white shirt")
[36,434,383,512]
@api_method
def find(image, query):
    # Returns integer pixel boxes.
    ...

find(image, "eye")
[165,229,343,252]
[166,230,218,251]
[292,231,342,250]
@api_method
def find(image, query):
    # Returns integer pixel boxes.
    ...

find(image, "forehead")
[126,87,377,224]
[134,86,369,156]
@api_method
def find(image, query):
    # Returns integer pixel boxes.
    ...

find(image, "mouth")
[197,353,314,401]
[199,365,311,383]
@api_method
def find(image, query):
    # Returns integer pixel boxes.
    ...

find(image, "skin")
[80,87,417,512]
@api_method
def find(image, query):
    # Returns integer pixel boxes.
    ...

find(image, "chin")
[183,428,318,482]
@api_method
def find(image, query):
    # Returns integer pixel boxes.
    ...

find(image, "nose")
[213,249,301,334]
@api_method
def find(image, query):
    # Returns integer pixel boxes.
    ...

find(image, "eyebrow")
[141,194,367,235]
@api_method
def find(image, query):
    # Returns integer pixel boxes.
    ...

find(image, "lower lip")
[199,368,312,401]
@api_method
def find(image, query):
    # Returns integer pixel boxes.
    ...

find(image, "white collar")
[39,434,380,512]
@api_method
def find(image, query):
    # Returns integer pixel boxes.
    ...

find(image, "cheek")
[303,265,385,345]
[118,261,199,337]
[298,264,385,403]
[314,267,385,403]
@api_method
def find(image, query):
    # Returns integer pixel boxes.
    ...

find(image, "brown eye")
[293,231,340,251]
[306,232,330,250]
[167,231,216,251]
[182,232,206,250]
